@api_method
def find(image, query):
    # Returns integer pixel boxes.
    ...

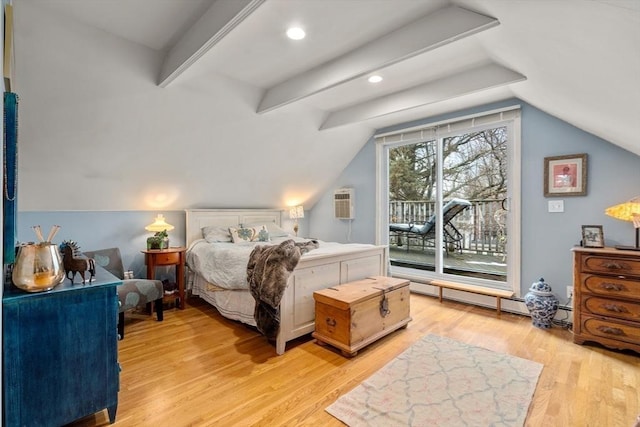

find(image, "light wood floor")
[69,292,639,427]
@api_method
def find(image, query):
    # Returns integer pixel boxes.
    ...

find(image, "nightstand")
[142,246,187,309]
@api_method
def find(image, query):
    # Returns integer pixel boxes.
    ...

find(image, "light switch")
[548,200,564,213]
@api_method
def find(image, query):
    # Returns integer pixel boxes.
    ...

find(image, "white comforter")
[186,237,379,290]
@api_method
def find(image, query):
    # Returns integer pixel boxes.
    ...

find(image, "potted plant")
[147,230,169,250]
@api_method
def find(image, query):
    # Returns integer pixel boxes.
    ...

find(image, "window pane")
[388,127,508,282]
[442,128,507,281]
[388,140,437,272]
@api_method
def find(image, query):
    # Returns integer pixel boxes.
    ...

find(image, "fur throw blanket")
[247,239,319,340]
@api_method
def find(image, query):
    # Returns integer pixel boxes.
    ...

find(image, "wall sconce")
[145,214,175,249]
[605,196,640,250]
[289,205,304,236]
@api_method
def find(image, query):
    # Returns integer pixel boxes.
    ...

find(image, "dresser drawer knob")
[596,325,624,336]
[601,304,629,314]
[600,282,625,292]
[326,317,337,327]
[601,261,629,270]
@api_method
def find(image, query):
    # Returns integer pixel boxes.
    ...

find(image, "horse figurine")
[61,243,96,284]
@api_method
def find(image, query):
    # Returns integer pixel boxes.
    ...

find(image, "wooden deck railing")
[389,199,506,255]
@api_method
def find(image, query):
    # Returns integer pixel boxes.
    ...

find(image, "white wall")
[13,1,372,212]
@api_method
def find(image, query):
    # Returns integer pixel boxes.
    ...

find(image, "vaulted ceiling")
[12,0,640,210]
[30,0,640,150]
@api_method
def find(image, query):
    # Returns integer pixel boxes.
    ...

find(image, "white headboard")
[185,209,283,247]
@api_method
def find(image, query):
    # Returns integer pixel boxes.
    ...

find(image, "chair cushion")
[389,223,430,234]
[83,247,125,279]
[118,279,164,312]
[389,223,414,233]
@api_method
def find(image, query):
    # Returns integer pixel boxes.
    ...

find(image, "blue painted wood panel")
[3,267,120,426]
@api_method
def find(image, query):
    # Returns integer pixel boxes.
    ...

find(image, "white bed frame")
[185,208,388,354]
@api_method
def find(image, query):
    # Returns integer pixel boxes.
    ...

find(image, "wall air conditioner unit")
[334,188,355,219]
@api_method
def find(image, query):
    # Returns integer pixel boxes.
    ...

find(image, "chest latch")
[374,287,391,318]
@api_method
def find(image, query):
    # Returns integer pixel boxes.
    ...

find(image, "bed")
[185,208,388,354]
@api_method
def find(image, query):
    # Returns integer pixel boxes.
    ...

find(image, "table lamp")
[145,214,174,249]
[605,196,640,251]
[289,205,304,236]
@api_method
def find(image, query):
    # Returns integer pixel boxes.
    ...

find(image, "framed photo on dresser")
[581,225,604,248]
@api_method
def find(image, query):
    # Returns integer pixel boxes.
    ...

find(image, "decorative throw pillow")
[202,226,233,243]
[229,226,257,243]
[255,225,270,242]
[244,222,290,238]
[229,225,270,243]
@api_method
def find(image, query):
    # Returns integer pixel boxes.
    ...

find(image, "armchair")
[84,247,164,339]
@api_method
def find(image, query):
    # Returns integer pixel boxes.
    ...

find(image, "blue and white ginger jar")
[524,278,559,329]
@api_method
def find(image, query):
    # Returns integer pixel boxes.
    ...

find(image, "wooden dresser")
[3,266,121,426]
[572,247,640,353]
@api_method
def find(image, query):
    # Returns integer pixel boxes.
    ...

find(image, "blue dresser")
[3,267,121,426]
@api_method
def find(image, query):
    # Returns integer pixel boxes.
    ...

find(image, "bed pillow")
[255,225,270,242]
[245,222,290,238]
[202,226,233,243]
[229,226,255,243]
[229,225,270,243]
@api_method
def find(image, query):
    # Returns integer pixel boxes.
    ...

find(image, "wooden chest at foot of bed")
[312,276,411,357]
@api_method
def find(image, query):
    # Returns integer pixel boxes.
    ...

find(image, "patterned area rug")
[326,334,543,427]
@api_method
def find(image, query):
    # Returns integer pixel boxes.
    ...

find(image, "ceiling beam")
[257,5,499,113]
[319,63,526,130]
[158,0,264,88]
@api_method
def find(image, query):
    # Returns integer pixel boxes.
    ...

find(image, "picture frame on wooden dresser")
[581,225,604,248]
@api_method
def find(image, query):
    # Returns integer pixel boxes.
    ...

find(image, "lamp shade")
[605,196,640,250]
[145,214,175,232]
[605,196,640,228]
[289,206,304,220]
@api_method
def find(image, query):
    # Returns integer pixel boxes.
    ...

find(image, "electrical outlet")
[567,286,573,298]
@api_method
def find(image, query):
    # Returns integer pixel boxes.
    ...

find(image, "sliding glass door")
[378,108,520,291]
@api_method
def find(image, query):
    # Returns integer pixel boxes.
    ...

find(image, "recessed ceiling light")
[286,27,306,40]
[368,75,383,83]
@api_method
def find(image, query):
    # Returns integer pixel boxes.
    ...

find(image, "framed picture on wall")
[581,225,604,248]
[544,153,587,197]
